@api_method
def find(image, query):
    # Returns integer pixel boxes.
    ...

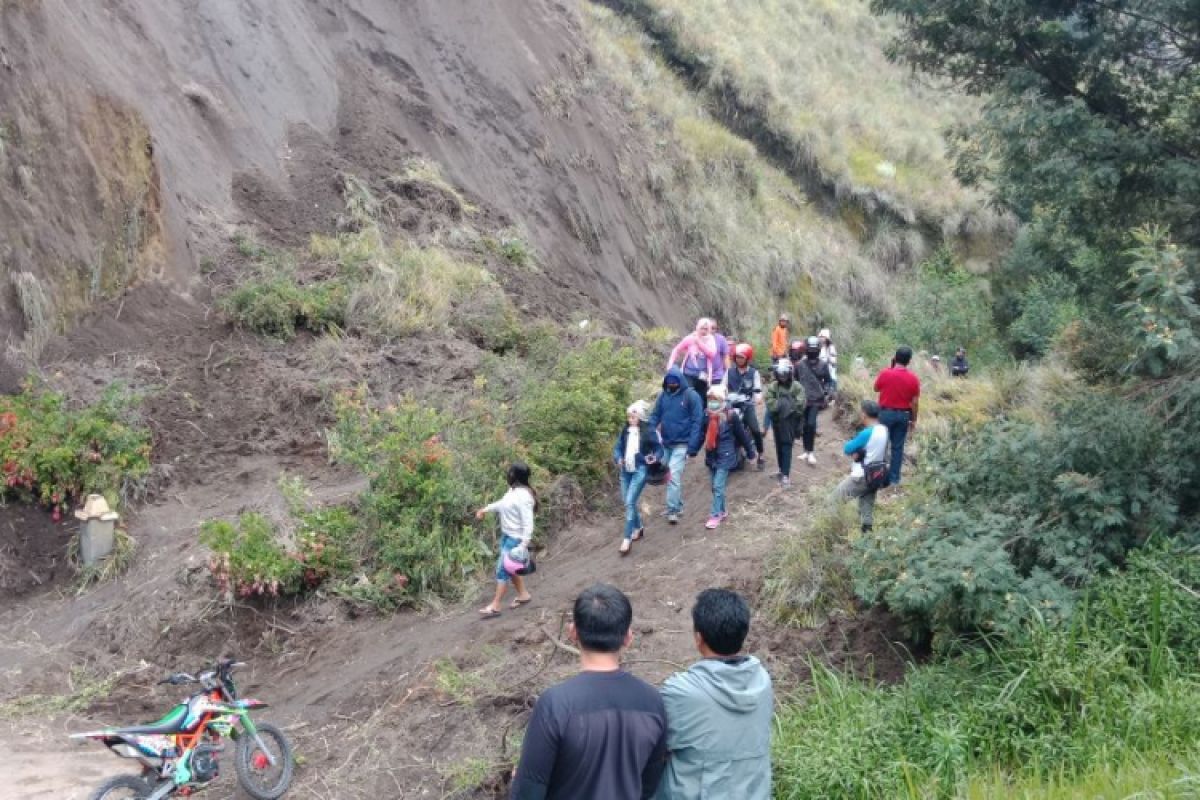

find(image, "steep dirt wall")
[0,0,688,359]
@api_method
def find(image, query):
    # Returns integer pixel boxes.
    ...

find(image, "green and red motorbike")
[71,658,294,800]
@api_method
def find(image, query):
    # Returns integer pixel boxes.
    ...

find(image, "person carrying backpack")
[834,400,889,532]
[764,361,805,488]
[726,343,765,471]
[648,366,705,525]
[613,401,665,555]
[791,336,832,466]
[702,386,757,530]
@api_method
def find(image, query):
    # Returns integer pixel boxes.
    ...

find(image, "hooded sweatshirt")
[655,656,774,800]
[648,366,705,453]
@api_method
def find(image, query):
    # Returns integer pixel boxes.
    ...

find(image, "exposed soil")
[0,504,73,597]
[0,406,916,799]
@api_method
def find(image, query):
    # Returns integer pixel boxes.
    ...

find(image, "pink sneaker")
[705,515,722,530]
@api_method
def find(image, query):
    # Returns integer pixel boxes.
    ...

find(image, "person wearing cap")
[764,361,805,488]
[648,366,705,525]
[874,346,921,486]
[770,314,791,361]
[702,385,757,530]
[817,328,838,392]
[613,401,665,555]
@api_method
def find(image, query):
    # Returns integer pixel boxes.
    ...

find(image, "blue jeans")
[710,466,729,517]
[665,444,689,514]
[879,408,911,485]
[620,466,648,539]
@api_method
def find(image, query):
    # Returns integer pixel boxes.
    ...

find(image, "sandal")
[478,607,502,619]
[619,539,632,555]
[631,528,644,542]
[510,596,533,609]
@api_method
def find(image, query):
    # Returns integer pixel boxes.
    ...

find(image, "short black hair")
[860,399,880,419]
[573,584,633,653]
[692,588,751,656]
[894,346,913,366]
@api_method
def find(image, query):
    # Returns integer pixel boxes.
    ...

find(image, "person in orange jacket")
[770,314,791,361]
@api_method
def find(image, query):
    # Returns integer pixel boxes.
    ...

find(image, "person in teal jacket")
[655,589,773,800]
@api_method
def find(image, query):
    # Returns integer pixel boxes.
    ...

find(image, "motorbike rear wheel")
[235,722,294,800]
[87,774,160,800]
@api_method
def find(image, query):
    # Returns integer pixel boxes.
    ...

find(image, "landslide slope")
[0,0,692,359]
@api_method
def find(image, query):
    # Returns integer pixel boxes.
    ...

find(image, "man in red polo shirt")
[873,346,920,486]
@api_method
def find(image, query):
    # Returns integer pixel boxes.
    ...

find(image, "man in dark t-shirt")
[511,584,667,800]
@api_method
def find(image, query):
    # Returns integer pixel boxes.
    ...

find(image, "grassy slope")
[585,5,896,339]
[613,0,1000,235]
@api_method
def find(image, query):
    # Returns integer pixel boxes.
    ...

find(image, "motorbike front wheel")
[235,722,295,800]
[88,774,161,800]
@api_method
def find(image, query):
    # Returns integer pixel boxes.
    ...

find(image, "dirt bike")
[71,658,294,800]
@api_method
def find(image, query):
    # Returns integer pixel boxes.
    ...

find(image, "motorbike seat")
[110,704,189,735]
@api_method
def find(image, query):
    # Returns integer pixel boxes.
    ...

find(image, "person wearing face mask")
[791,336,833,466]
[763,361,805,488]
[702,386,757,530]
[667,318,719,400]
[648,366,705,525]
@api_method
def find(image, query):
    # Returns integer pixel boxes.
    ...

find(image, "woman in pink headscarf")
[667,317,719,400]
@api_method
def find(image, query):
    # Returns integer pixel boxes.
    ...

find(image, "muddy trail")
[0,409,910,799]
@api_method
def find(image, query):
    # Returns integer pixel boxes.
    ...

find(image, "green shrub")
[0,383,151,513]
[222,272,348,339]
[1007,273,1079,359]
[200,513,304,599]
[890,248,1004,365]
[774,548,1200,799]
[853,390,1179,642]
[515,339,640,488]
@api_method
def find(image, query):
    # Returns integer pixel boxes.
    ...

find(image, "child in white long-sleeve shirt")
[476,462,537,617]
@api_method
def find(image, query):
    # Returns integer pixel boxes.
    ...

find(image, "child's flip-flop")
[478,607,502,619]
[510,596,533,609]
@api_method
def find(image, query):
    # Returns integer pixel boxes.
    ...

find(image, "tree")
[872,0,1200,305]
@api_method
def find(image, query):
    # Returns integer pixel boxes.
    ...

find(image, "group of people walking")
[471,315,925,798]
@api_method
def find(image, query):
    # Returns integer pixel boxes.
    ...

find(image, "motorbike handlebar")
[158,659,244,687]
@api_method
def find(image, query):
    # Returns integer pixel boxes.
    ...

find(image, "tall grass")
[772,547,1200,798]
[585,6,889,336]
[612,0,1001,234]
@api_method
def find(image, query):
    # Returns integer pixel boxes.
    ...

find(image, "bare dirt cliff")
[0,0,684,366]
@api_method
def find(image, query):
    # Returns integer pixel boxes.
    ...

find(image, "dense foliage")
[873,0,1200,309]
[854,390,1183,640]
[776,547,1200,798]
[0,384,151,514]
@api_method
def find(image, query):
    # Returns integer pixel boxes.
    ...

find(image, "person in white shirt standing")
[476,462,537,618]
[817,328,838,393]
[834,400,889,532]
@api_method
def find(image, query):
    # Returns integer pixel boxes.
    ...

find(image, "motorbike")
[71,658,294,800]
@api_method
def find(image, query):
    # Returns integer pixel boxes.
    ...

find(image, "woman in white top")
[818,328,839,392]
[476,462,537,617]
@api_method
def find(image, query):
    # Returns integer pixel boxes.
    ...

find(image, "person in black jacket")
[791,336,832,466]
[951,347,969,378]
[725,343,765,471]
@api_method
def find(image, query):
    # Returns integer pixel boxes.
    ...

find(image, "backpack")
[645,460,670,486]
[772,387,797,422]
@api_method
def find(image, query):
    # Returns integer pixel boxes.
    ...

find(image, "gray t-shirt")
[511,670,668,800]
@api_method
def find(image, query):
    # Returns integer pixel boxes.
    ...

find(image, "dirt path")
[0,414,869,798]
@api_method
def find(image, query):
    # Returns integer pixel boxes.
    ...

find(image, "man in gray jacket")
[655,589,773,799]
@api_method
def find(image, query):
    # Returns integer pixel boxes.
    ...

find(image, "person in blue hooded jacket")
[655,588,773,800]
[648,366,704,525]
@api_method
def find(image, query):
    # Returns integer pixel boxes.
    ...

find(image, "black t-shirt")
[510,670,668,800]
